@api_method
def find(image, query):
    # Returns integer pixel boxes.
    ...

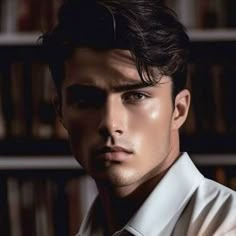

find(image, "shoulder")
[182,178,236,235]
[199,177,236,199]
[196,177,236,216]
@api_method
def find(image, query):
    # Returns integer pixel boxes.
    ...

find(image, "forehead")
[64,48,142,87]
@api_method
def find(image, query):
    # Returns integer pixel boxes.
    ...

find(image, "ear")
[172,89,190,130]
[52,94,67,129]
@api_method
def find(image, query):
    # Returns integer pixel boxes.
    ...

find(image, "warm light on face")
[59,48,183,195]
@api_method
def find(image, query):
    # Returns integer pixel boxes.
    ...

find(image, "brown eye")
[122,91,149,103]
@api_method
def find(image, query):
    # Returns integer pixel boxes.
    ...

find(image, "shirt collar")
[78,153,204,236]
[125,152,204,236]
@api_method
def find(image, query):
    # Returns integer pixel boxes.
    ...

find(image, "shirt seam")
[126,225,144,236]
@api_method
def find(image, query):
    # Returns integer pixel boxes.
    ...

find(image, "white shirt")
[77,153,236,236]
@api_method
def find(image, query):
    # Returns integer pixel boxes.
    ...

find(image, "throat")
[96,173,166,234]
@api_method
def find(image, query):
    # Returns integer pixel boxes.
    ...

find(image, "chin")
[91,165,138,187]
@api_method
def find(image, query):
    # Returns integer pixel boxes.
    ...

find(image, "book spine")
[20,180,36,236]
[0,176,10,235]
[0,0,17,33]
[177,0,197,28]
[7,178,22,236]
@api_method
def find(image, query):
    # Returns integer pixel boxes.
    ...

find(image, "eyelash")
[122,91,150,103]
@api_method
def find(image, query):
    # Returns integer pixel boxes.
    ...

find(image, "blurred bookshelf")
[0,33,40,45]
[1,0,236,235]
[168,0,236,199]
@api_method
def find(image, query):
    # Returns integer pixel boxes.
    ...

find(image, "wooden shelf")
[191,154,236,166]
[0,154,235,172]
[0,32,40,45]
[1,29,236,46]
[189,29,236,42]
[0,156,80,170]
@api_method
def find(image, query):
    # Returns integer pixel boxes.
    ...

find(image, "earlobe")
[172,89,191,130]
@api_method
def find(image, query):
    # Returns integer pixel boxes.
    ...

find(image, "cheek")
[131,99,172,129]
[130,100,173,150]
[63,112,99,166]
[62,108,98,140]
[147,99,173,122]
[147,104,160,121]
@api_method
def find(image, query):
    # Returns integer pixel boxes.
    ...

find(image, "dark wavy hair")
[41,0,190,99]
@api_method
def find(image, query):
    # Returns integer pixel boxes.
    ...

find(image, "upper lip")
[94,146,133,156]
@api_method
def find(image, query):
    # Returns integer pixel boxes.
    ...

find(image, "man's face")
[59,48,189,193]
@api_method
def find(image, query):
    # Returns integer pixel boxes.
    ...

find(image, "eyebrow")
[66,85,105,96]
[66,82,153,94]
[112,82,153,92]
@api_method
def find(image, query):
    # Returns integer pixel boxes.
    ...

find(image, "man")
[41,0,236,235]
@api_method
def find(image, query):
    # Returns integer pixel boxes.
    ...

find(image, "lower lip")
[97,152,131,162]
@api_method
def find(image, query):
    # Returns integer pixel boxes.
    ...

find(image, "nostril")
[98,126,110,139]
[98,125,123,139]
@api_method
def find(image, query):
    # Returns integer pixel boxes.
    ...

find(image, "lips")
[94,146,133,162]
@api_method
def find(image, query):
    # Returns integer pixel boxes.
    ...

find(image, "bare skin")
[56,48,190,235]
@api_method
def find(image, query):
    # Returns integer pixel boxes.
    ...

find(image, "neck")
[96,169,168,234]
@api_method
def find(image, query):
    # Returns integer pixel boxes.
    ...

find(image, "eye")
[67,87,106,108]
[122,91,150,104]
[74,93,105,108]
[72,93,94,107]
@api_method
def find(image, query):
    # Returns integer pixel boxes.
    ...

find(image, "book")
[31,63,55,139]
[17,0,32,32]
[10,62,26,137]
[214,166,227,186]
[225,0,236,28]
[7,178,22,236]
[214,0,226,28]
[67,178,83,236]
[20,180,36,236]
[176,0,197,28]
[189,63,216,133]
[222,63,236,133]
[35,180,55,236]
[0,0,61,33]
[0,0,17,33]
[0,176,10,236]
[17,0,61,32]
[0,70,6,138]
[0,63,14,137]
[210,64,226,134]
[182,64,196,134]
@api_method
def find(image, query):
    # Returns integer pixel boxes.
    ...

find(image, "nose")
[98,94,127,139]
